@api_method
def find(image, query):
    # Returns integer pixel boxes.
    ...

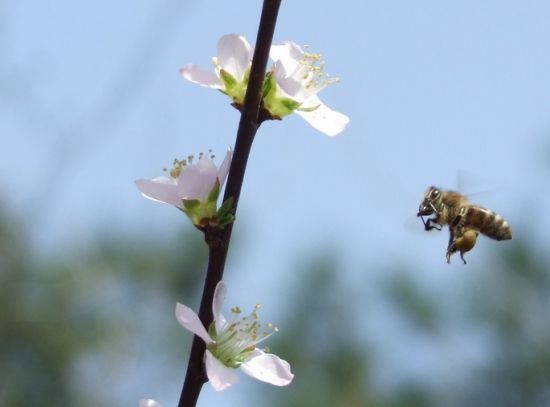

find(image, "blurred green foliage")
[261,238,550,406]
[0,205,207,406]
[1,204,549,406]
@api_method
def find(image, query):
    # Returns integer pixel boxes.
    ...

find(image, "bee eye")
[432,189,440,197]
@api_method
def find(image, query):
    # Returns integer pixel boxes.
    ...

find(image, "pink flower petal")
[217,34,252,81]
[240,349,294,386]
[175,303,212,344]
[217,148,233,186]
[273,61,304,100]
[180,64,222,88]
[135,177,181,206]
[212,281,228,334]
[205,350,239,391]
[270,42,303,74]
[177,158,218,201]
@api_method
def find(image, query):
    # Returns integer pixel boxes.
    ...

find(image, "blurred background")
[1,0,550,406]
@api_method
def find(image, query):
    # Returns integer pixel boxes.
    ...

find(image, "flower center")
[208,304,277,368]
[296,47,339,93]
[163,150,216,178]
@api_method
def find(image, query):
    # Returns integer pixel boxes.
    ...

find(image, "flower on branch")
[180,34,253,106]
[135,148,234,229]
[264,42,350,136]
[175,281,294,391]
[180,33,349,136]
[138,400,162,407]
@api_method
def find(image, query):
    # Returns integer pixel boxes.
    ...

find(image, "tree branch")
[177,1,282,406]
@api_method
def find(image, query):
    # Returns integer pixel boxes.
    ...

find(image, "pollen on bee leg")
[447,229,478,264]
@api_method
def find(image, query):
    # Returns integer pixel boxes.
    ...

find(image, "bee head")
[417,186,441,217]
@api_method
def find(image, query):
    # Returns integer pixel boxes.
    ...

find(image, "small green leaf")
[219,69,237,91]
[262,72,274,97]
[182,199,200,212]
[218,196,233,214]
[297,103,320,113]
[216,197,235,228]
[207,179,221,202]
[280,97,302,112]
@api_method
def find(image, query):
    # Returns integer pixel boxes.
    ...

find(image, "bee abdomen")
[464,206,512,241]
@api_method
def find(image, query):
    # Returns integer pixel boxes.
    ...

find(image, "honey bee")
[417,186,512,264]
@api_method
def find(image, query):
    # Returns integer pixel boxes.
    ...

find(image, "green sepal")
[181,198,200,226]
[182,198,201,213]
[279,97,301,112]
[262,73,301,117]
[207,179,221,202]
[181,198,217,227]
[219,69,237,92]
[262,72,274,98]
[297,103,321,113]
[241,67,251,88]
[219,67,250,104]
[264,96,301,117]
[207,322,217,339]
[216,197,235,228]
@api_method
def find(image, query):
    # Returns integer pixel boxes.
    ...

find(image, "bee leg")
[450,212,463,228]
[445,228,456,264]
[446,239,456,264]
[446,242,466,264]
[425,217,442,231]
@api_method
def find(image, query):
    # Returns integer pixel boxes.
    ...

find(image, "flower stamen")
[209,302,277,368]
[162,150,216,179]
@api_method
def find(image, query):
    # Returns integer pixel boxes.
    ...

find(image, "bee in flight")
[417,186,512,264]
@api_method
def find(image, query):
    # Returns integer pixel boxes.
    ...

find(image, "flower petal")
[217,34,252,81]
[180,64,222,88]
[217,148,233,186]
[240,349,294,386]
[139,400,163,407]
[270,41,303,75]
[212,281,228,334]
[296,95,349,136]
[205,350,239,391]
[135,177,181,206]
[177,158,218,201]
[175,303,212,344]
[272,61,305,101]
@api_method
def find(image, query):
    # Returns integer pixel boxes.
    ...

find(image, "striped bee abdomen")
[463,206,512,241]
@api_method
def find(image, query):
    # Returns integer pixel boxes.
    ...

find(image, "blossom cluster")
[181,34,349,136]
[137,32,349,405]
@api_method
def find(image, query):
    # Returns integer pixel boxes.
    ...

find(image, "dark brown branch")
[177,1,282,406]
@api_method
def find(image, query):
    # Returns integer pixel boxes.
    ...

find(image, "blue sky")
[2,0,550,405]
